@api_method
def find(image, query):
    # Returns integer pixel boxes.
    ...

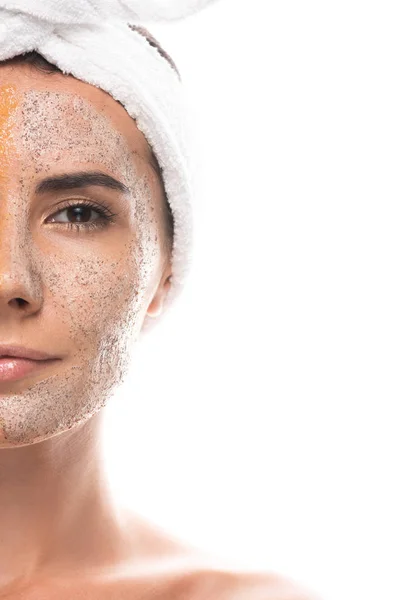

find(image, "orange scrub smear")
[0,85,18,183]
[0,85,18,443]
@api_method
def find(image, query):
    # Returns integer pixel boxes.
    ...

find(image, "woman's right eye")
[46,200,117,232]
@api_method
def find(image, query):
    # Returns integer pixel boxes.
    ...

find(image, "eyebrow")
[35,171,131,196]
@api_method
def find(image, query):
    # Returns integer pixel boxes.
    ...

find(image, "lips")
[0,345,60,384]
[0,344,58,361]
[0,356,59,383]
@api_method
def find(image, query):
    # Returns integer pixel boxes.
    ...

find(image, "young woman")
[0,1,318,598]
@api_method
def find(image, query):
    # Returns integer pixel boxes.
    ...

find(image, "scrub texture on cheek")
[0,88,161,447]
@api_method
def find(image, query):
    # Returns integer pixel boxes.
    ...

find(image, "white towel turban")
[0,0,215,334]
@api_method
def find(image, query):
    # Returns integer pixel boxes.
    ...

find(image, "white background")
[102,2,400,599]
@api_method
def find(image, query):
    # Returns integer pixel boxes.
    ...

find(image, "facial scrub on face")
[0,0,214,446]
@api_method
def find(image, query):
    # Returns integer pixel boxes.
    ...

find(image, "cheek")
[39,231,159,345]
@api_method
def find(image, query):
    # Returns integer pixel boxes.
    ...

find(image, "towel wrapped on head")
[0,0,217,25]
[0,0,214,334]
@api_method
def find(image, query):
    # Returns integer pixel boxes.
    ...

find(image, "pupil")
[67,206,91,223]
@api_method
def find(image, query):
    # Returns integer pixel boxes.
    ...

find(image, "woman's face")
[0,65,169,447]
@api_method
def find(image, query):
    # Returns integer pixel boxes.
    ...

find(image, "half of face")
[0,65,170,447]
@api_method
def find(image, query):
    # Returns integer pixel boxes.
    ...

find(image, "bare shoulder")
[96,557,320,600]
[16,514,320,600]
[91,512,321,600]
[179,562,321,600]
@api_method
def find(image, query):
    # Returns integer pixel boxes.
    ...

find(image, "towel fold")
[0,0,216,25]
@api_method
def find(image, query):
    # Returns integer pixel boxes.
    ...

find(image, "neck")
[0,410,132,588]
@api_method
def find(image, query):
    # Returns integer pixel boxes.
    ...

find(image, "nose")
[0,274,41,315]
[0,216,43,319]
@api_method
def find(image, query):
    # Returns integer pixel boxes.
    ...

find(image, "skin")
[0,65,317,599]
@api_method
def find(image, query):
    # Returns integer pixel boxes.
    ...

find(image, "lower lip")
[0,357,59,382]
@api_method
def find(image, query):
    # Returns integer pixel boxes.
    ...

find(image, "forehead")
[0,64,155,171]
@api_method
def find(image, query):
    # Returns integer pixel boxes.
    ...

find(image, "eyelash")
[46,199,118,233]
